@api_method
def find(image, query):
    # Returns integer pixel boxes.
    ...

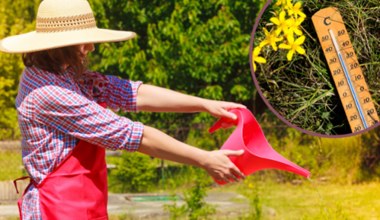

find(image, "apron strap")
[13,176,31,194]
[14,176,34,220]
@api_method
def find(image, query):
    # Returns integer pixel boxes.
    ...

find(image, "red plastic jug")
[209,108,310,184]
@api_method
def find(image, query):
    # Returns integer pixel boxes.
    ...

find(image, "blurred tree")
[0,0,263,141]
[0,0,38,139]
[88,0,261,147]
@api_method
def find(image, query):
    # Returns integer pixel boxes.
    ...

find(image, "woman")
[0,0,245,219]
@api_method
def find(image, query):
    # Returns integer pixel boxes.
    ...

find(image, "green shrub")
[108,152,158,193]
[165,179,216,220]
[356,129,380,182]
[317,136,363,184]
[240,176,263,220]
[259,117,378,184]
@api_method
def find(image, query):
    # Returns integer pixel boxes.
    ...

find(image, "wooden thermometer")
[312,7,379,133]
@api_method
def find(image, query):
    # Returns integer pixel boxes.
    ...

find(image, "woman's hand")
[200,149,245,183]
[139,126,245,183]
[202,99,246,120]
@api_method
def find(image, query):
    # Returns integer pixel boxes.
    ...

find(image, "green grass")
[0,151,23,181]
[233,180,380,220]
[106,181,380,220]
[254,0,380,135]
[268,182,380,219]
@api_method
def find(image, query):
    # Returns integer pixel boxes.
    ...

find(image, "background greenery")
[0,0,379,219]
[89,0,259,142]
[254,0,380,135]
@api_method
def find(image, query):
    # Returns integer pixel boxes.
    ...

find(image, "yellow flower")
[275,0,287,7]
[285,17,304,36]
[252,46,266,71]
[287,0,306,18]
[259,28,283,51]
[248,183,254,189]
[279,35,306,61]
[270,11,291,36]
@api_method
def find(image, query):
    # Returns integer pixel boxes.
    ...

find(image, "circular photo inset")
[250,0,380,136]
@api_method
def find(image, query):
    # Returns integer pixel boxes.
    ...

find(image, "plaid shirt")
[16,66,144,219]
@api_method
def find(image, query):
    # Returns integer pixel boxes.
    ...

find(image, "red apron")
[15,103,109,219]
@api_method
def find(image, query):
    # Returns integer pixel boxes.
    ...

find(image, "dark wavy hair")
[22,45,86,75]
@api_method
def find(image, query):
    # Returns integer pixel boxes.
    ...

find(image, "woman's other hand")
[200,149,245,183]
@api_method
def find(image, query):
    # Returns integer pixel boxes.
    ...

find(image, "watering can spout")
[208,116,237,134]
[209,108,310,184]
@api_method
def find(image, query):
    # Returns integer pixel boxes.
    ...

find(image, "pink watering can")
[209,108,310,184]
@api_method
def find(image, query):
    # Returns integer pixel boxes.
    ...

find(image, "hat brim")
[0,28,136,53]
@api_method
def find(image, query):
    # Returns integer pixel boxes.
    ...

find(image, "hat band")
[36,13,96,33]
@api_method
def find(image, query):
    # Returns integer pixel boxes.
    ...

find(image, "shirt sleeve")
[31,84,144,151]
[86,71,142,112]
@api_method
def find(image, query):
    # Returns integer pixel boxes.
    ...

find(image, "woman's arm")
[136,84,246,120]
[138,125,245,183]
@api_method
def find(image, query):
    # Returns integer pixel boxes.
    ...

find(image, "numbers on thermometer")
[346,52,353,58]
[312,7,379,133]
[337,29,345,36]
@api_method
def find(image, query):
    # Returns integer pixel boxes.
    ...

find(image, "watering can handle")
[208,109,240,133]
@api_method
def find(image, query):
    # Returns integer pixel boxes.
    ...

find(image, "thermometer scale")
[312,7,378,133]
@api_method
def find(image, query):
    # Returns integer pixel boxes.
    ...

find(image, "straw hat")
[0,0,136,53]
